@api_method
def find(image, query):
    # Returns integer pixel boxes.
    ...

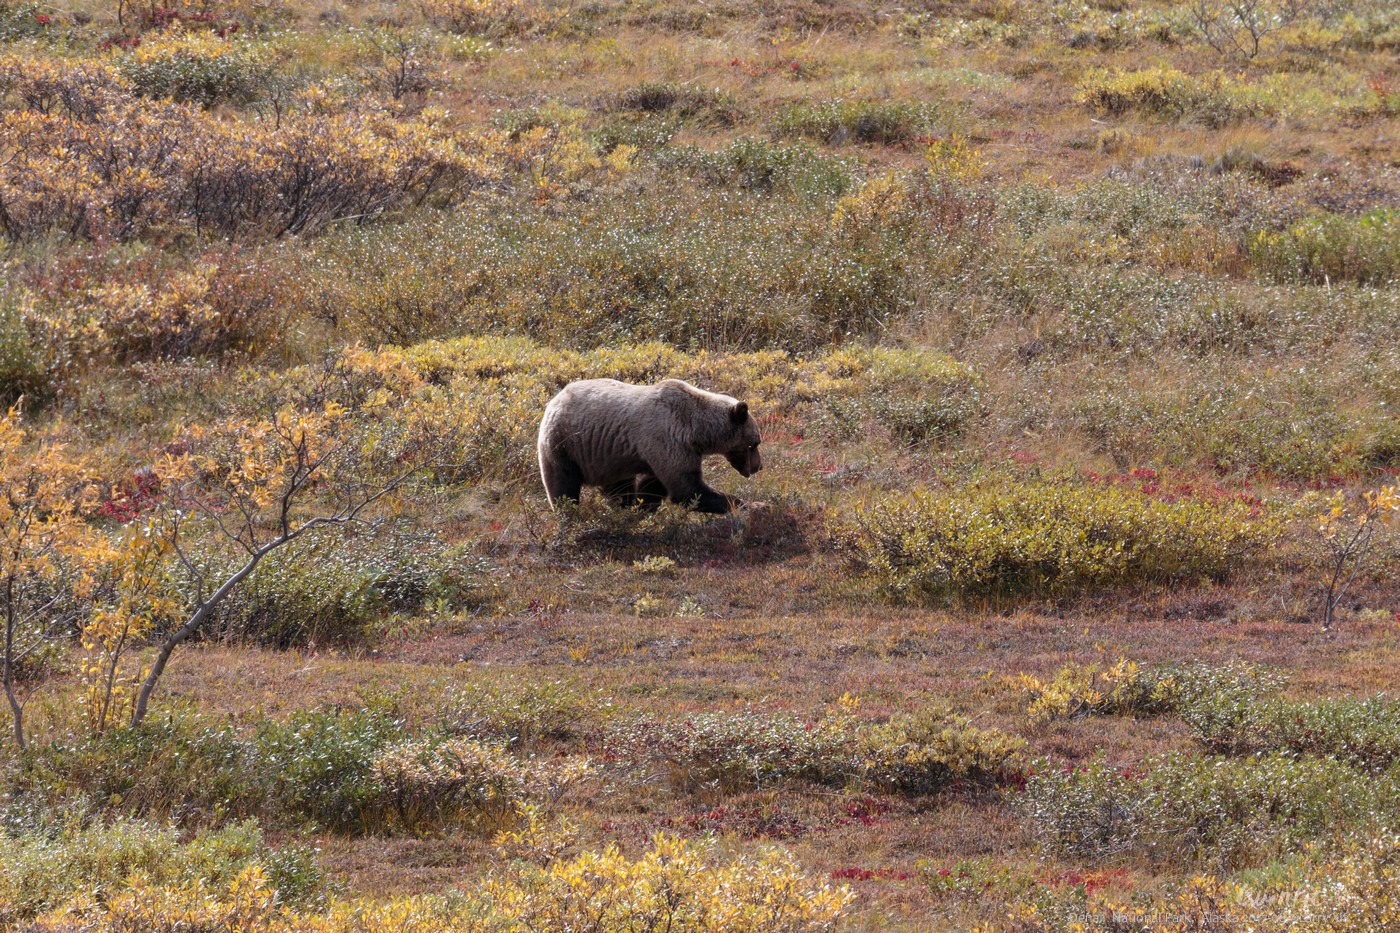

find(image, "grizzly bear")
[537,378,763,514]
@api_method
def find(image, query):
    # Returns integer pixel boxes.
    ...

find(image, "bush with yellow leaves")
[0,817,321,926]
[1076,66,1269,127]
[117,31,271,107]
[1019,658,1286,731]
[26,832,852,933]
[1312,483,1399,630]
[859,703,1026,793]
[1018,658,1174,723]
[839,476,1279,602]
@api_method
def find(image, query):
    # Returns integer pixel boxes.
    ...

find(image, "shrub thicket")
[1022,751,1396,865]
[1076,66,1269,126]
[840,477,1278,602]
[1251,208,1400,286]
[436,677,610,746]
[0,817,322,925]
[371,736,591,833]
[605,702,1022,795]
[291,176,987,350]
[0,56,508,241]
[16,832,851,933]
[770,99,958,145]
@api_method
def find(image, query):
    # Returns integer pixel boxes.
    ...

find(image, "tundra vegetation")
[1,0,1399,928]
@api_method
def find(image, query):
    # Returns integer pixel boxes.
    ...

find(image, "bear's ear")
[730,401,749,424]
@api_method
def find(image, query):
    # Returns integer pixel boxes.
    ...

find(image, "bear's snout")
[729,446,761,477]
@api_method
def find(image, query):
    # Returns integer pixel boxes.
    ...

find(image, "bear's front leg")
[660,469,739,514]
[539,450,584,509]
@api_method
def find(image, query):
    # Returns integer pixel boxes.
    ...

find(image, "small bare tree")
[1188,0,1315,60]
[0,406,90,748]
[1313,486,1398,632]
[67,364,455,730]
[360,30,439,102]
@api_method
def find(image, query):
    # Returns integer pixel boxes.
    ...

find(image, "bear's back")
[540,379,667,475]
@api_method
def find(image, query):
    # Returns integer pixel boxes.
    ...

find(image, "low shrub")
[416,0,559,38]
[1022,751,1395,865]
[0,816,321,924]
[591,112,681,152]
[463,833,852,932]
[296,185,958,349]
[771,99,955,145]
[610,81,740,125]
[436,677,611,746]
[1251,208,1400,286]
[658,138,857,196]
[254,707,406,832]
[0,301,51,404]
[260,705,589,834]
[27,247,284,366]
[9,701,606,835]
[1051,2,1188,50]
[1019,659,1173,723]
[1184,691,1400,772]
[370,736,591,833]
[0,1,47,41]
[296,337,979,490]
[859,705,1025,794]
[117,33,271,108]
[213,530,486,647]
[12,713,254,824]
[607,702,1023,796]
[1076,66,1269,127]
[1067,366,1393,480]
[22,833,852,933]
[604,708,855,793]
[811,344,984,445]
[1021,755,1147,861]
[838,477,1278,602]
[1019,659,1281,724]
[1004,833,1400,932]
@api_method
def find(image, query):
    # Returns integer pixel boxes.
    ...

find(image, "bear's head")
[723,401,763,477]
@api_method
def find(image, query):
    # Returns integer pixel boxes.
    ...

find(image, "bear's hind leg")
[602,478,639,508]
[633,474,667,511]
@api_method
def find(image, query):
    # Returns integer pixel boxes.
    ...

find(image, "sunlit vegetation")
[3,0,1399,927]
